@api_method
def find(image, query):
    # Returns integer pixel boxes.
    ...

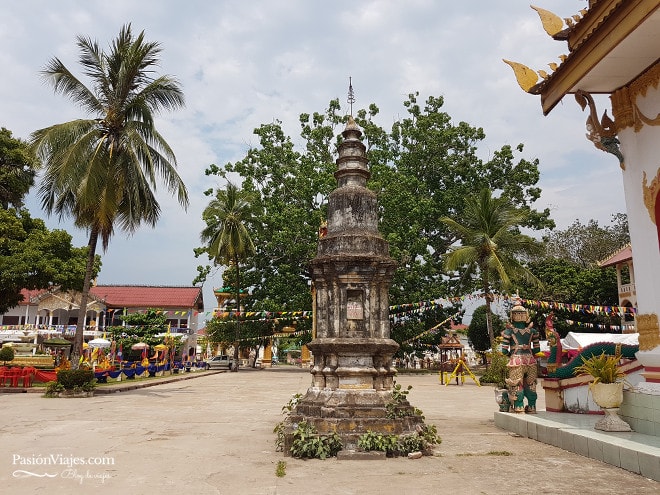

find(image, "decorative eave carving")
[37,290,105,313]
[506,1,660,115]
[643,168,660,225]
[611,62,660,132]
[575,90,624,169]
[566,0,625,52]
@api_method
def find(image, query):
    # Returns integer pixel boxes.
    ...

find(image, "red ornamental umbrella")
[131,342,149,350]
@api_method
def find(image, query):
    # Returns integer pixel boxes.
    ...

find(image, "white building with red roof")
[0,285,204,338]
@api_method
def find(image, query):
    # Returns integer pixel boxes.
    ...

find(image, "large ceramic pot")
[590,381,631,432]
[591,382,624,409]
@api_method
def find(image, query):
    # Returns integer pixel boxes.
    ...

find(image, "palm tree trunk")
[483,272,495,350]
[72,226,99,367]
[232,257,240,372]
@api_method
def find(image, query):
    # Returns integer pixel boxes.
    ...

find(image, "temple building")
[598,244,636,332]
[505,0,660,379]
[0,285,204,336]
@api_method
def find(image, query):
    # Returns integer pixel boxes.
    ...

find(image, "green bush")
[358,425,441,457]
[57,369,95,390]
[386,382,414,418]
[273,421,286,452]
[397,433,426,455]
[290,421,342,459]
[0,346,15,363]
[43,381,65,398]
[480,351,509,388]
[357,431,399,454]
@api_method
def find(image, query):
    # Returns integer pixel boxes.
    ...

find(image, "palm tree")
[440,188,542,348]
[200,182,257,372]
[30,24,188,360]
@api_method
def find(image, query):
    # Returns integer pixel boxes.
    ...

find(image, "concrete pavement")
[1,368,658,494]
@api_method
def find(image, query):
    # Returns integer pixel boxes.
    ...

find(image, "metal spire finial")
[347,77,355,116]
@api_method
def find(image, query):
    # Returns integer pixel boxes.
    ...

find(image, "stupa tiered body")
[286,117,423,449]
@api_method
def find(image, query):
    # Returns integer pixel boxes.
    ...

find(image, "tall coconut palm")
[441,188,542,348]
[30,24,188,360]
[200,182,257,372]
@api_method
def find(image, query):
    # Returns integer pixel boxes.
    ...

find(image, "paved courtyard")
[1,369,658,494]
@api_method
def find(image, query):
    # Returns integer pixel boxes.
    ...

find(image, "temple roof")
[89,285,204,310]
[506,1,660,114]
[598,244,633,267]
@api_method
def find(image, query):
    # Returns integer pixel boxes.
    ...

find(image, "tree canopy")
[468,304,505,355]
[519,214,627,336]
[543,214,629,268]
[197,94,552,345]
[0,128,36,210]
[0,126,97,314]
[0,208,98,313]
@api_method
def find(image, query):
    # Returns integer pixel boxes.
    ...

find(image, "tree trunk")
[72,226,99,368]
[232,257,240,372]
[483,273,495,350]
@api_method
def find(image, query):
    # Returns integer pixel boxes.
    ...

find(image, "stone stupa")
[285,114,424,451]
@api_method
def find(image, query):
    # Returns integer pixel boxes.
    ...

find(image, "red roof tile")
[598,245,633,268]
[18,289,48,305]
[89,286,204,310]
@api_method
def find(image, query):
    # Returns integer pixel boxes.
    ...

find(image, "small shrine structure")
[438,333,463,384]
[285,115,424,450]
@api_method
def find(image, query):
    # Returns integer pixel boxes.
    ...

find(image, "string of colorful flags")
[517,297,635,316]
[401,311,463,344]
[1,294,636,333]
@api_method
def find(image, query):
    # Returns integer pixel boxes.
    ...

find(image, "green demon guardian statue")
[501,298,540,413]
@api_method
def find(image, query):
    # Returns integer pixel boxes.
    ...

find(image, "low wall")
[7,355,55,368]
[619,390,660,436]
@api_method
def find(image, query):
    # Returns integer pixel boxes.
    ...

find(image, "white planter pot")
[591,382,624,409]
[590,381,631,432]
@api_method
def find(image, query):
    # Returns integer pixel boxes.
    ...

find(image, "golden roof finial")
[530,5,564,36]
[503,59,539,93]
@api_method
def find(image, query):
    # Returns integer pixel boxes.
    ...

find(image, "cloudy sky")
[1,0,624,316]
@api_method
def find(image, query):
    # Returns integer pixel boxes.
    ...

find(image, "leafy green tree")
[0,207,98,313]
[390,305,461,359]
[0,126,97,313]
[369,94,553,304]
[0,128,37,210]
[467,305,505,363]
[199,182,257,371]
[543,214,629,268]
[200,95,552,344]
[441,188,543,347]
[112,309,173,359]
[519,214,626,336]
[30,24,188,360]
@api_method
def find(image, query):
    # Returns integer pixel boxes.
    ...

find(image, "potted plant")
[573,348,631,431]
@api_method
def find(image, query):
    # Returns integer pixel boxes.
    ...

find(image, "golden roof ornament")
[530,5,564,36]
[502,59,540,93]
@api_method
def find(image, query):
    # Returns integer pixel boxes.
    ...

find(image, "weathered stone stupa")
[286,116,424,450]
